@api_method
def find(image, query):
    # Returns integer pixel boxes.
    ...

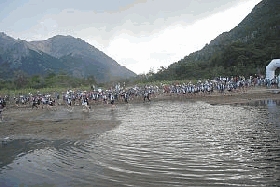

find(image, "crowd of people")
[0,75,276,118]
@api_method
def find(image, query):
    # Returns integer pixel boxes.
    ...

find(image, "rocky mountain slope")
[0,33,136,82]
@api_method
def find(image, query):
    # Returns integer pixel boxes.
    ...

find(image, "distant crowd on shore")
[0,75,279,114]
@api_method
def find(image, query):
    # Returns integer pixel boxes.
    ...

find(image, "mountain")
[0,33,136,83]
[152,0,280,80]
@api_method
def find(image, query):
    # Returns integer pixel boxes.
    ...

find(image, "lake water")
[0,100,279,187]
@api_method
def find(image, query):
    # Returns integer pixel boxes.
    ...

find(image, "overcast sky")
[0,0,262,74]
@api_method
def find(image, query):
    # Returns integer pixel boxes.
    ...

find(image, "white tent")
[266,59,280,80]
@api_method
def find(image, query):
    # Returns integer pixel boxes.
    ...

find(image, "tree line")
[0,71,97,90]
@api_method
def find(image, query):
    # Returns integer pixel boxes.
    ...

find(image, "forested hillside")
[151,0,280,81]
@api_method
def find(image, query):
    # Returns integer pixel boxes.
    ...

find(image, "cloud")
[2,0,247,40]
[102,0,262,74]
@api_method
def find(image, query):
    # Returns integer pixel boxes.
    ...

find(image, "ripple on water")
[0,100,279,186]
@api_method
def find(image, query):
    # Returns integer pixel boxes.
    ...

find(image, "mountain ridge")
[0,33,136,83]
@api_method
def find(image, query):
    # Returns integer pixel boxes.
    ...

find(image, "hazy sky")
[0,0,262,74]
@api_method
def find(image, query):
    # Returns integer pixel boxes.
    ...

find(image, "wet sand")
[0,87,279,141]
[0,104,121,141]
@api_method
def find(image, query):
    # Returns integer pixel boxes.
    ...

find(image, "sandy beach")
[0,87,279,141]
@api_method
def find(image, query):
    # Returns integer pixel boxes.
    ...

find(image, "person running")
[103,93,108,104]
[46,97,56,110]
[0,97,5,121]
[82,97,90,112]
[143,89,151,102]
[124,92,129,103]
[67,97,72,107]
[31,96,38,109]
[66,96,74,112]
[110,92,115,107]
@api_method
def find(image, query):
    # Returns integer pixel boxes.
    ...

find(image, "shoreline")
[1,87,279,141]
[146,87,280,105]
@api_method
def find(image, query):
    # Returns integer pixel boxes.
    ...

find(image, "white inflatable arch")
[266,59,280,80]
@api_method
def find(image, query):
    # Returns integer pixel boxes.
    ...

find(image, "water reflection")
[234,99,280,128]
[233,99,280,107]
[0,100,279,187]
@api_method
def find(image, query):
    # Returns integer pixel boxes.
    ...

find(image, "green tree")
[13,70,28,89]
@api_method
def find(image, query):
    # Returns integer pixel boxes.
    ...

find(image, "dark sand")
[0,87,279,141]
